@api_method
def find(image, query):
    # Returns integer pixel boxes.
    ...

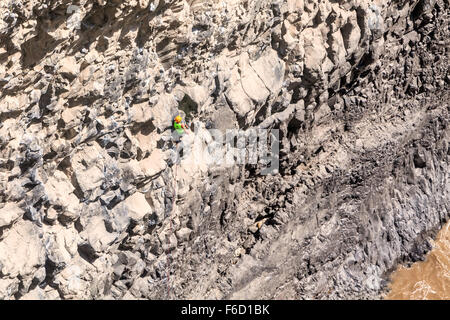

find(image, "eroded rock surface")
[0,0,448,299]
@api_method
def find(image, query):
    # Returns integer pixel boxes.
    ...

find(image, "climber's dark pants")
[172,130,183,143]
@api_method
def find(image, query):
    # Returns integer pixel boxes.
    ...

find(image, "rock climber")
[171,115,189,164]
[173,115,189,138]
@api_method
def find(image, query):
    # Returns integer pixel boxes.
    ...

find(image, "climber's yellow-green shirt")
[174,122,184,134]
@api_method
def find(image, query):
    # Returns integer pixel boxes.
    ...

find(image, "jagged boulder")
[0,220,45,279]
[0,202,23,228]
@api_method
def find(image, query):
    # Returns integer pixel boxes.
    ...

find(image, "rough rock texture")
[0,0,448,299]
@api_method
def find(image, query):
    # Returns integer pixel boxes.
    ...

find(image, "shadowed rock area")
[0,0,448,299]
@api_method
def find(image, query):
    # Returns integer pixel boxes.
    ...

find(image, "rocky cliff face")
[0,0,448,299]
